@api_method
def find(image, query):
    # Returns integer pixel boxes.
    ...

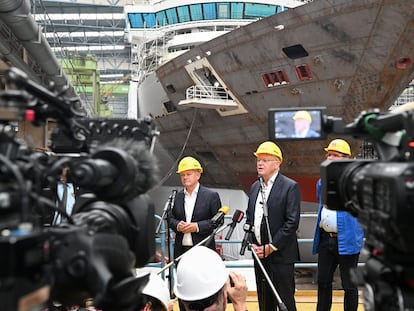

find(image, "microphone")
[169,189,177,209]
[156,189,177,233]
[258,175,265,189]
[240,223,254,255]
[211,206,229,228]
[225,209,245,240]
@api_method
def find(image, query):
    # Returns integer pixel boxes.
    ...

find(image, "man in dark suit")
[245,141,301,311]
[169,156,222,258]
[51,165,78,225]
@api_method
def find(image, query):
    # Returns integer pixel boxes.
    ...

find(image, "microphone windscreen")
[232,209,245,222]
[219,206,229,215]
[95,138,159,201]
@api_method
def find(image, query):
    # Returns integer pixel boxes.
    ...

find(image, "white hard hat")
[174,246,229,301]
[142,273,170,311]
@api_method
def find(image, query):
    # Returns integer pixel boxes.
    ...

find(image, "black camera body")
[0,68,159,311]
[321,160,414,262]
[269,105,414,310]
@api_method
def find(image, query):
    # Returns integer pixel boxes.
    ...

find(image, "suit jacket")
[246,174,301,264]
[169,185,221,258]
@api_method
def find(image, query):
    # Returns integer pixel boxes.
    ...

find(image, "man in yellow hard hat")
[169,156,222,258]
[312,139,364,311]
[293,110,319,138]
[244,141,301,311]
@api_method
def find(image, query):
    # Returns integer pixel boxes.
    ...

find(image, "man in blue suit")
[169,156,222,258]
[245,141,301,311]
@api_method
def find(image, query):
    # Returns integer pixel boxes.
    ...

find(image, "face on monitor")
[268,108,326,140]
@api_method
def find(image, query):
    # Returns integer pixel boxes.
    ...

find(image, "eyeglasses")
[256,159,278,163]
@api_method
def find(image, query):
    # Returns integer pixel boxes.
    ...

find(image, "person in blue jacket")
[312,139,364,311]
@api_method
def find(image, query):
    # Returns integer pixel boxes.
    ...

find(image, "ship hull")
[147,0,414,197]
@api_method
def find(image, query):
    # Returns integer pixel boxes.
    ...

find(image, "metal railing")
[186,85,232,101]
[149,213,323,271]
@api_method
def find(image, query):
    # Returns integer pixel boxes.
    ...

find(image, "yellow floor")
[173,290,365,311]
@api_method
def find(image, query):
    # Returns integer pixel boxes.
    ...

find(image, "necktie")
[61,182,68,211]
[260,217,269,245]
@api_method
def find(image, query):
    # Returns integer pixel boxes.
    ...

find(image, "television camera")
[0,67,160,311]
[269,105,414,310]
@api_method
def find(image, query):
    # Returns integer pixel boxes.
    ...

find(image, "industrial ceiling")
[0,0,132,92]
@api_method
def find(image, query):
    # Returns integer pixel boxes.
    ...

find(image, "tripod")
[156,190,176,298]
[247,242,288,311]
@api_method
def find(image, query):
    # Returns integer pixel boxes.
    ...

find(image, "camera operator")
[173,246,248,311]
[138,273,171,311]
[312,139,365,311]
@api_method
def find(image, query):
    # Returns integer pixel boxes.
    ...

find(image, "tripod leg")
[250,243,289,311]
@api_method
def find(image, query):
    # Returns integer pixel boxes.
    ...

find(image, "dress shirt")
[53,181,76,225]
[320,205,338,233]
[254,173,278,244]
[182,183,200,246]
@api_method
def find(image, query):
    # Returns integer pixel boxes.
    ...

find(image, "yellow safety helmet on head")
[177,156,203,173]
[293,110,312,122]
[254,141,283,162]
[324,139,351,156]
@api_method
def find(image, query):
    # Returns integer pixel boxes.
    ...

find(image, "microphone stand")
[156,190,176,234]
[247,242,287,311]
[156,190,176,298]
[158,222,230,275]
[259,177,272,244]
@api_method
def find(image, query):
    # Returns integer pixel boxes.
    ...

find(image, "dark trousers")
[254,258,297,311]
[316,231,359,311]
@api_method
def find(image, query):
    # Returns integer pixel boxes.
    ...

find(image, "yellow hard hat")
[324,139,351,156]
[177,156,203,173]
[293,110,312,122]
[254,141,283,162]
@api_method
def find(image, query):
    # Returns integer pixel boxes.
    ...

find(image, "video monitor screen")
[268,107,326,140]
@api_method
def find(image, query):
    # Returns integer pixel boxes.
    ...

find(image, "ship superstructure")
[125,0,306,118]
